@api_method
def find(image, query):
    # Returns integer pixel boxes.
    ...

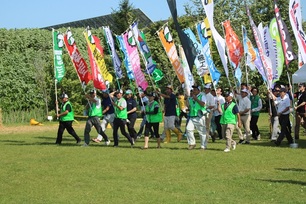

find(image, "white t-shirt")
[214,95,225,116]
[237,95,251,114]
[275,96,290,115]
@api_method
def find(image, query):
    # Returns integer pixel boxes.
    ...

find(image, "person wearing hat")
[294,83,306,140]
[236,88,251,144]
[268,88,293,146]
[83,90,111,147]
[125,89,138,141]
[203,83,216,142]
[268,88,280,141]
[55,93,81,145]
[250,87,262,140]
[155,85,182,143]
[143,92,163,149]
[218,91,241,152]
[185,85,207,150]
[136,91,154,138]
[111,89,134,147]
[213,87,225,140]
[92,90,116,143]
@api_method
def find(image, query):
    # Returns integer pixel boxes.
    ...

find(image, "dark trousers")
[137,115,154,137]
[276,114,293,145]
[215,115,222,139]
[56,121,81,144]
[250,115,260,139]
[178,111,188,127]
[113,117,133,146]
[144,122,160,138]
[127,116,137,140]
[84,116,109,144]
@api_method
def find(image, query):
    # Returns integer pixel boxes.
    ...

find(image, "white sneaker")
[224,148,230,152]
[232,141,236,150]
[82,143,89,147]
[257,134,261,140]
[105,140,110,146]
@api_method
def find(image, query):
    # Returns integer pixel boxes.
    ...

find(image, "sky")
[0,0,305,29]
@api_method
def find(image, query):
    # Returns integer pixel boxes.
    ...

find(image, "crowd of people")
[55,82,306,152]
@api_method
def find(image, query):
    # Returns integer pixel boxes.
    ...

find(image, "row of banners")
[53,0,306,95]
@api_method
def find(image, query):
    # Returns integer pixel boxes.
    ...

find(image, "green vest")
[88,99,102,117]
[220,102,237,125]
[115,98,127,119]
[146,101,163,123]
[250,95,260,116]
[60,101,74,121]
[189,94,207,117]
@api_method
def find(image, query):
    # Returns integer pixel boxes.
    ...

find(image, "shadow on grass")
[275,168,306,172]
[259,179,306,186]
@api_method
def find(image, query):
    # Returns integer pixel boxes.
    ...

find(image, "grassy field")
[0,113,305,204]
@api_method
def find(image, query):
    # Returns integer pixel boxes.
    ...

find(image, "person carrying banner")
[83,90,111,147]
[203,83,215,142]
[156,85,182,143]
[55,93,81,145]
[111,89,135,147]
[143,92,163,149]
[250,87,262,140]
[125,89,138,141]
[294,83,306,140]
[214,87,225,140]
[185,85,207,150]
[218,91,241,152]
[236,89,251,144]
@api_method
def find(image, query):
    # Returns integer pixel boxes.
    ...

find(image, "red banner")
[87,45,106,90]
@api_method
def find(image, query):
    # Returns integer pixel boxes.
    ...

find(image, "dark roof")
[42,8,153,30]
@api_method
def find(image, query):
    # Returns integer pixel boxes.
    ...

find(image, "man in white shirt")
[269,88,293,146]
[204,83,215,142]
[236,89,251,144]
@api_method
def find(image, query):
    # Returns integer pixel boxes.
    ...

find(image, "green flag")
[53,30,66,83]
[152,68,164,82]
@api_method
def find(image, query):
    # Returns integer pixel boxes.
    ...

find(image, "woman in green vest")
[56,94,81,145]
[250,87,262,140]
[218,91,241,152]
[143,93,163,149]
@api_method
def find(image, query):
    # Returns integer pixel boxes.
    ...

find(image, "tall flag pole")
[52,29,66,117]
[63,29,91,90]
[102,26,123,80]
[167,0,197,72]
[201,0,229,78]
[84,28,114,87]
[157,24,185,84]
[269,18,285,82]
[246,4,273,89]
[289,0,306,66]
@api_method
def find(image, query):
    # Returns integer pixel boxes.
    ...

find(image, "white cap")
[241,89,248,93]
[204,83,211,89]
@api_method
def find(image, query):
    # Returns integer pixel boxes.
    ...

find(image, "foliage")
[0,0,306,123]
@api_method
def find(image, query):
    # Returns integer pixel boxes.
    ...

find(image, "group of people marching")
[55,82,306,152]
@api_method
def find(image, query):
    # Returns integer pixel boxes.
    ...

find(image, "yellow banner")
[158,25,185,83]
[84,31,113,83]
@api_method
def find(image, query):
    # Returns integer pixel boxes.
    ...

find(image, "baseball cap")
[166,85,173,90]
[60,94,68,99]
[241,88,248,93]
[223,91,233,97]
[192,85,201,91]
[125,89,133,94]
[115,89,123,94]
[204,83,211,89]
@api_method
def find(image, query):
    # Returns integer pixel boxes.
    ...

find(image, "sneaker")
[238,139,245,144]
[76,139,82,144]
[82,143,89,147]
[200,146,206,150]
[224,148,230,152]
[232,141,236,150]
[257,134,261,140]
[188,144,196,150]
[105,140,111,146]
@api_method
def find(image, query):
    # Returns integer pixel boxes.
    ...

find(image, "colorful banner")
[269,18,284,82]
[87,45,106,90]
[242,26,257,71]
[179,46,194,97]
[246,5,273,88]
[157,24,185,83]
[201,0,229,77]
[123,30,148,91]
[52,30,66,83]
[289,0,306,64]
[274,0,296,66]
[196,19,212,48]
[63,29,91,85]
[103,26,123,79]
[167,0,197,71]
[223,20,244,69]
[84,29,113,83]
[116,35,134,80]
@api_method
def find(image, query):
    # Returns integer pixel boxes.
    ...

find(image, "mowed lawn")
[0,113,305,204]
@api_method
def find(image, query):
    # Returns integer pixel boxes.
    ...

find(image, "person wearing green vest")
[111,89,134,147]
[83,90,110,147]
[185,85,207,150]
[143,92,163,149]
[218,91,241,152]
[250,87,262,140]
[56,93,81,145]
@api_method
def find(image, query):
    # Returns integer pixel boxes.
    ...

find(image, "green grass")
[0,113,306,203]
